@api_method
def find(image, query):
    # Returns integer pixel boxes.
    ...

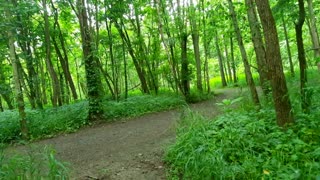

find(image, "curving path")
[7,88,239,180]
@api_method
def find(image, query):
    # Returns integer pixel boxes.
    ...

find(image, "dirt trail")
[7,88,239,180]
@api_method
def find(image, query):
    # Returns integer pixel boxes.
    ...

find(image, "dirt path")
[7,88,239,180]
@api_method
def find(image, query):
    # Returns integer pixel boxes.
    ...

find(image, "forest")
[0,0,320,179]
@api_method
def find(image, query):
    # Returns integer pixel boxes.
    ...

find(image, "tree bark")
[215,33,227,87]
[227,0,260,106]
[181,32,190,98]
[230,36,238,84]
[224,35,233,83]
[189,3,202,92]
[51,0,78,101]
[307,0,320,71]
[6,6,28,139]
[77,0,104,121]
[0,96,3,112]
[282,14,295,77]
[295,0,310,112]
[256,0,294,126]
[43,0,62,107]
[114,20,149,94]
[245,0,270,95]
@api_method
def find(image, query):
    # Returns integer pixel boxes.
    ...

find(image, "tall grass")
[165,70,320,179]
[0,145,69,179]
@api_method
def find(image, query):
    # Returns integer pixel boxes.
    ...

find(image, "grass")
[165,70,320,179]
[0,93,185,143]
[0,145,69,179]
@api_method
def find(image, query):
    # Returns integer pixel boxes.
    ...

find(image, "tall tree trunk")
[50,1,78,101]
[6,6,28,139]
[189,3,202,92]
[307,0,320,71]
[123,40,128,99]
[227,0,260,105]
[245,0,270,95]
[295,0,310,112]
[224,35,233,83]
[181,33,190,98]
[282,14,295,77]
[230,36,237,84]
[77,0,104,121]
[256,0,294,126]
[43,0,62,107]
[215,33,227,87]
[156,0,180,93]
[114,20,149,94]
[105,19,117,100]
[0,96,3,112]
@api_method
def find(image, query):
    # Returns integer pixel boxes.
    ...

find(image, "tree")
[307,0,320,71]
[189,0,202,92]
[76,0,104,121]
[281,13,295,77]
[5,2,28,139]
[214,32,227,87]
[245,0,269,95]
[43,0,62,107]
[227,0,260,106]
[295,0,310,112]
[255,0,294,126]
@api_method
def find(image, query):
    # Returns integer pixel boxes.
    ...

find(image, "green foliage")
[104,94,185,119]
[0,94,184,143]
[210,73,260,88]
[185,90,214,104]
[0,146,69,179]
[165,101,320,179]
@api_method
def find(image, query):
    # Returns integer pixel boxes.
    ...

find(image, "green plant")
[165,106,320,179]
[0,146,69,179]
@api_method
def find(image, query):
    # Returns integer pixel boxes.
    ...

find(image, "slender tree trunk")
[201,0,211,93]
[282,14,295,77]
[0,96,3,112]
[245,0,270,95]
[181,33,190,98]
[190,10,202,92]
[6,7,28,139]
[227,0,260,105]
[123,40,128,99]
[156,0,180,93]
[114,20,149,94]
[224,35,233,83]
[43,0,62,107]
[307,0,320,71]
[295,0,310,112]
[230,36,237,84]
[215,34,227,87]
[256,0,294,126]
[105,19,117,100]
[77,0,104,121]
[50,1,78,101]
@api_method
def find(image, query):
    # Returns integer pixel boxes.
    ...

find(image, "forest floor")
[7,88,239,180]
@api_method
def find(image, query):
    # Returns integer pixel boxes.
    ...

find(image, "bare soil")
[7,88,239,180]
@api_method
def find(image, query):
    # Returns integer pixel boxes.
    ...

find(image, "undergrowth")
[0,145,69,179]
[165,77,320,179]
[0,94,185,143]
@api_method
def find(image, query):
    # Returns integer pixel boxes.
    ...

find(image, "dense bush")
[165,102,320,179]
